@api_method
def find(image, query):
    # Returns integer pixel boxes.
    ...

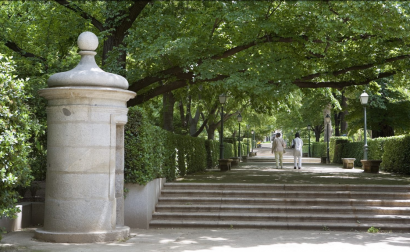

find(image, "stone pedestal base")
[231,157,240,167]
[342,158,356,169]
[241,156,248,162]
[218,159,233,172]
[362,160,382,174]
[34,226,130,243]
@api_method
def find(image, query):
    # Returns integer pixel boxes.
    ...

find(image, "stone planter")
[241,156,248,163]
[218,159,233,172]
[361,160,382,173]
[231,157,240,167]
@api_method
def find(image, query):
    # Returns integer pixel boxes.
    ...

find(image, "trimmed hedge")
[205,140,219,168]
[329,137,349,163]
[340,142,363,167]
[125,107,207,185]
[312,142,326,158]
[381,135,410,174]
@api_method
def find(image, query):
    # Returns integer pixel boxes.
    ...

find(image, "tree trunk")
[340,92,348,134]
[102,35,126,75]
[189,108,201,136]
[162,91,175,132]
[334,111,340,136]
[207,124,217,140]
[314,125,323,142]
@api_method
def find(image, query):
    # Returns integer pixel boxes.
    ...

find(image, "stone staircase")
[150,183,410,232]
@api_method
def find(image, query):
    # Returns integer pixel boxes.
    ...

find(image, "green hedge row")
[379,135,410,174]
[312,142,326,158]
[329,137,349,163]
[125,107,208,185]
[327,135,410,174]
[124,107,253,185]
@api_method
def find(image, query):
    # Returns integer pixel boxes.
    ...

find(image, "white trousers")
[294,156,302,168]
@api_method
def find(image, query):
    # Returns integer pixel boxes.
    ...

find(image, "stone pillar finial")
[77,31,99,51]
[47,31,128,89]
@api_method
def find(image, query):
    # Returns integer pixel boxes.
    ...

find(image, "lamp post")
[307,124,311,157]
[219,94,228,159]
[246,124,250,155]
[325,114,331,164]
[251,130,255,153]
[360,90,369,160]
[237,114,242,157]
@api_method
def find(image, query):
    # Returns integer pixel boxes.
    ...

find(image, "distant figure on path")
[292,132,303,169]
[271,133,286,169]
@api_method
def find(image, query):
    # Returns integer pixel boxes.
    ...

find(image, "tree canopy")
[2,0,410,108]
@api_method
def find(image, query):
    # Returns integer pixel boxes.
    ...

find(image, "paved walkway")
[1,227,410,252]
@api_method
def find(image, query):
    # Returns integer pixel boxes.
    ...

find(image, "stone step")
[160,190,410,199]
[151,183,410,232]
[152,212,410,224]
[149,220,410,232]
[155,205,410,215]
[163,183,410,192]
[158,197,410,207]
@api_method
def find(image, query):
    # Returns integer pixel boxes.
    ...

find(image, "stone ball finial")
[77,31,99,51]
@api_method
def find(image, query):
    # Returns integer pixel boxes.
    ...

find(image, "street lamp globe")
[307,124,311,130]
[251,130,254,135]
[219,93,228,104]
[360,91,369,105]
[325,114,331,124]
[237,113,242,122]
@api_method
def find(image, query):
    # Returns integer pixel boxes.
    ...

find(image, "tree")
[2,1,410,107]
[345,78,410,138]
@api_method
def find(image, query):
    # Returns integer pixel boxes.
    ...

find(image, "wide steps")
[150,183,410,231]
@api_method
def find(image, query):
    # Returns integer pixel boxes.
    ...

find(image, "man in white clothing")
[292,132,303,169]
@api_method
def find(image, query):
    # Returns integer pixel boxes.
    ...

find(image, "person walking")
[292,132,303,169]
[271,133,286,169]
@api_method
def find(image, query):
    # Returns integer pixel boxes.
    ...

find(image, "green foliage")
[223,142,235,159]
[368,137,391,160]
[125,107,208,185]
[205,140,219,168]
[340,142,364,167]
[0,55,33,218]
[312,142,326,158]
[329,137,349,163]
[381,135,410,174]
[367,227,381,233]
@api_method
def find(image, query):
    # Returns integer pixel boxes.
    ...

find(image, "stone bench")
[218,159,233,172]
[341,158,356,169]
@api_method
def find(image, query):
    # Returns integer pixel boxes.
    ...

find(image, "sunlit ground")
[176,162,410,185]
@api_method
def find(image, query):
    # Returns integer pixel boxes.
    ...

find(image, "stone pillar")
[34,32,136,243]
